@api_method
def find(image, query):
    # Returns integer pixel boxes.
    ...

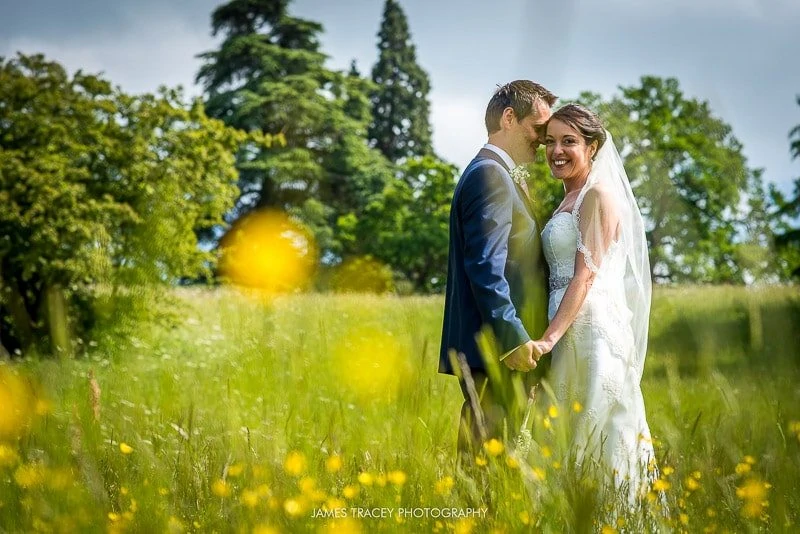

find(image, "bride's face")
[545,119,595,182]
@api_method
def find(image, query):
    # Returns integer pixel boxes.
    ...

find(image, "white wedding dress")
[541,143,655,499]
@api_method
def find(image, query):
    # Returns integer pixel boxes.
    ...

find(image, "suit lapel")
[475,149,536,220]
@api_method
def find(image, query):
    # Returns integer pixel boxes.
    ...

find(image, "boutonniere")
[510,165,530,188]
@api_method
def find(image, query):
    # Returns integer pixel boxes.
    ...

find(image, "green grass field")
[2,286,800,533]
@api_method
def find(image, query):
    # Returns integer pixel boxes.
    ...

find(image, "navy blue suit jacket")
[439,149,549,374]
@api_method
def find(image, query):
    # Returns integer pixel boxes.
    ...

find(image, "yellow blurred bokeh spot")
[219,210,317,293]
[331,326,411,403]
[329,256,394,294]
[0,366,36,441]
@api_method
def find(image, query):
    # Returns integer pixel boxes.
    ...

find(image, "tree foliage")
[196,0,393,258]
[369,0,434,162]
[0,53,244,356]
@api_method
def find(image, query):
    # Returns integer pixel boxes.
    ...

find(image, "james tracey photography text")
[311,507,489,519]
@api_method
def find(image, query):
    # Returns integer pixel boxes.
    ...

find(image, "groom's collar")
[481,143,515,172]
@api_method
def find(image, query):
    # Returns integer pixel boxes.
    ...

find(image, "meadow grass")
[1,285,799,533]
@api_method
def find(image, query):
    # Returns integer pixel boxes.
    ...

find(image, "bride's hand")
[531,339,554,358]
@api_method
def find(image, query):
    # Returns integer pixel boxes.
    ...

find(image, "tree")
[196,0,392,258]
[0,54,245,356]
[572,78,765,283]
[338,155,457,292]
[770,95,800,279]
[369,0,433,162]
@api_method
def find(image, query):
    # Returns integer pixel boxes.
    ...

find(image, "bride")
[531,104,655,497]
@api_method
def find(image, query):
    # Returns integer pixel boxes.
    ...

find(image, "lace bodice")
[541,211,626,295]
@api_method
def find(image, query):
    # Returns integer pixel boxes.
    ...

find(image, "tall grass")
[1,286,799,533]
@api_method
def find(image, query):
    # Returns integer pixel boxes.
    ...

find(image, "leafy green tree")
[0,54,244,356]
[369,0,433,162]
[339,155,456,292]
[570,78,764,283]
[770,95,800,279]
[196,0,392,257]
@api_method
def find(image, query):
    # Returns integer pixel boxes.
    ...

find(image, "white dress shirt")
[482,143,516,170]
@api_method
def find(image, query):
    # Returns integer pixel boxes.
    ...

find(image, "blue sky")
[2,0,798,194]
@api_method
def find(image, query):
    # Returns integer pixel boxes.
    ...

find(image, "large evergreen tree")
[369,0,433,162]
[196,0,392,257]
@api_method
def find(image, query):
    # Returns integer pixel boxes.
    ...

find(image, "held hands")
[503,340,539,372]
[531,339,554,360]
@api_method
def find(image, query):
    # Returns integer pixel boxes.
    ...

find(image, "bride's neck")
[563,171,590,195]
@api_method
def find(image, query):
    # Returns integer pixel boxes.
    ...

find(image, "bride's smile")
[545,118,598,186]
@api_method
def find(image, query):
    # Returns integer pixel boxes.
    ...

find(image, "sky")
[1,0,799,194]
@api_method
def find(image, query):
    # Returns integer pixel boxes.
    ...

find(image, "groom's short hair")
[485,81,557,134]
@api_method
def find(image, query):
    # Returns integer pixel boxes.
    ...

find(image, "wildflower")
[158,487,169,496]
[685,477,700,491]
[325,455,343,473]
[108,512,120,522]
[662,466,674,476]
[167,516,184,533]
[227,463,244,477]
[483,439,504,457]
[735,463,751,475]
[343,485,359,499]
[0,444,20,467]
[540,446,552,458]
[552,461,562,469]
[652,478,671,492]
[679,513,689,525]
[736,477,770,519]
[548,405,559,418]
[531,467,546,481]
[325,497,346,510]
[298,477,317,494]
[283,451,306,476]
[434,476,454,495]
[283,497,305,518]
[211,479,231,498]
[387,470,407,486]
[572,401,583,413]
[357,471,373,486]
[14,464,44,488]
[475,456,488,467]
[252,525,279,534]
[119,443,134,455]
[543,417,552,430]
[375,473,387,487]
[692,470,702,480]
[743,455,756,465]
[505,455,519,469]
[519,511,531,525]
[455,518,475,534]
[241,489,259,508]
[601,526,617,534]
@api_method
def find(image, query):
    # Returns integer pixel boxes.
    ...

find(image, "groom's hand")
[503,341,537,372]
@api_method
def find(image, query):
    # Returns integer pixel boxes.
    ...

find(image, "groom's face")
[511,102,551,164]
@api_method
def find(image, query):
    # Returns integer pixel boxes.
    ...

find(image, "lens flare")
[219,210,317,293]
[0,366,35,441]
[331,326,410,403]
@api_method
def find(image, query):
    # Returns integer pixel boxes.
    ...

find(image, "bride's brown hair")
[548,104,607,160]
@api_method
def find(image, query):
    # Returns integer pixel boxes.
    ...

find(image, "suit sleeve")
[459,163,530,355]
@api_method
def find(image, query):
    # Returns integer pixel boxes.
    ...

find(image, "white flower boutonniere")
[510,165,533,205]
[510,165,530,188]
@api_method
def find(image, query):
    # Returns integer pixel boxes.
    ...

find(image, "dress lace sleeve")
[573,185,620,273]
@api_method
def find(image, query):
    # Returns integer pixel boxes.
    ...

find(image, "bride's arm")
[533,188,618,356]
[533,254,596,354]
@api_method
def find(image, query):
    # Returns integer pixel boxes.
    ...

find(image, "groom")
[439,80,555,455]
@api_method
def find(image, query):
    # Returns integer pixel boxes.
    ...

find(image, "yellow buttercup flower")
[548,405,559,418]
[475,456,488,466]
[119,443,134,455]
[572,401,583,413]
[357,471,374,486]
[434,476,454,495]
[211,479,231,498]
[685,477,700,491]
[387,470,407,486]
[325,455,343,473]
[342,484,359,499]
[735,463,751,475]
[227,463,244,477]
[652,478,671,492]
[241,489,259,508]
[483,439,504,457]
[283,451,306,476]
